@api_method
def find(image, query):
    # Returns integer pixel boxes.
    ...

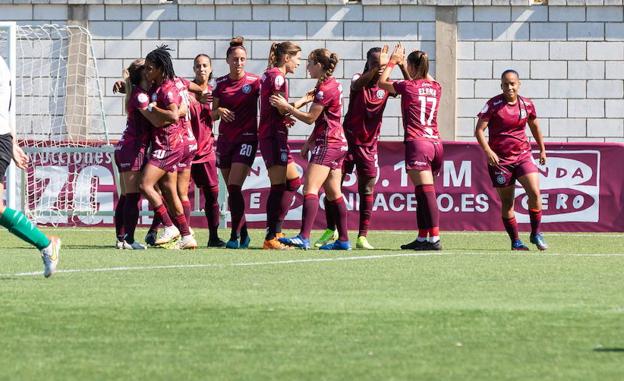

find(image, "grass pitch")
[0,228,623,380]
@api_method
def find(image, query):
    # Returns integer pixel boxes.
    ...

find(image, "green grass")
[1,228,623,381]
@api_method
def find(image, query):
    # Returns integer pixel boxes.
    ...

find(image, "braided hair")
[146,44,176,81]
[363,47,381,73]
[308,48,339,88]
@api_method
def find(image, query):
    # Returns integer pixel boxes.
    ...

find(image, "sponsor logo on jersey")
[137,93,149,104]
[275,75,285,88]
[242,84,252,94]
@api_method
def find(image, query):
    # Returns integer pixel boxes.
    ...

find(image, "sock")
[420,184,440,240]
[324,196,337,231]
[203,186,220,241]
[0,208,50,250]
[240,218,249,242]
[277,177,301,233]
[502,216,520,241]
[428,227,440,243]
[114,194,126,241]
[175,214,191,236]
[227,184,245,240]
[529,208,542,236]
[334,196,349,242]
[122,193,141,244]
[415,186,429,242]
[149,197,165,233]
[155,203,174,228]
[300,193,319,240]
[358,194,373,238]
[181,199,192,228]
[266,183,286,240]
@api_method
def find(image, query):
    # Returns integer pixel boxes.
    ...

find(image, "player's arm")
[2,75,29,169]
[271,94,323,125]
[528,117,546,165]
[290,89,314,110]
[139,103,179,128]
[398,60,411,81]
[300,132,316,158]
[351,69,378,92]
[211,97,235,122]
[378,44,404,94]
[474,118,499,166]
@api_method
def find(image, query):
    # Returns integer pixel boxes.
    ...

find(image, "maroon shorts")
[177,140,197,172]
[343,144,378,178]
[310,145,348,170]
[488,158,538,188]
[404,139,444,175]
[147,145,184,173]
[216,140,258,169]
[259,136,293,168]
[114,141,146,173]
[191,152,219,188]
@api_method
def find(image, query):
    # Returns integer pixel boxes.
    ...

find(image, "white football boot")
[41,236,61,278]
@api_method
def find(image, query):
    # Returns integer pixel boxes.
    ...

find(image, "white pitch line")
[2,251,624,278]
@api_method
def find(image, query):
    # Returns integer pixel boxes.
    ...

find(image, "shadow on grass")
[593,347,624,352]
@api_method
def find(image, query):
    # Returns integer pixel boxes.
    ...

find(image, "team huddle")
[0,37,549,277]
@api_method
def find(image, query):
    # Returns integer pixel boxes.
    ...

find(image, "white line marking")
[2,251,624,278]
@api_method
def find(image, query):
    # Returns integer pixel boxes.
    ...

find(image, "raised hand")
[379,44,390,67]
[390,42,405,65]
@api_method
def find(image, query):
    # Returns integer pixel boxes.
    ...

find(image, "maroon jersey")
[259,67,289,139]
[149,79,183,152]
[477,94,537,165]
[213,72,260,143]
[311,77,346,148]
[343,73,391,146]
[189,84,215,164]
[119,86,151,147]
[392,79,442,142]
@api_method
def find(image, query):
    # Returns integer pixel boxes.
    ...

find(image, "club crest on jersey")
[137,93,149,104]
[316,91,324,100]
[166,91,174,102]
[242,84,252,94]
[376,89,385,99]
[520,108,527,119]
[496,174,506,185]
[280,151,288,163]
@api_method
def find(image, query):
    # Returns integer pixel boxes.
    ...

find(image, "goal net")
[0,23,111,225]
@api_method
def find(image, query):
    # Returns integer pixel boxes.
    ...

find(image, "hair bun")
[230,36,245,47]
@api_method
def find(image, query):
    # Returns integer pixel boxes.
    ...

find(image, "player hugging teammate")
[108,38,548,252]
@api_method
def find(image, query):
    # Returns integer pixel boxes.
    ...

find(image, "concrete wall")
[1,1,623,143]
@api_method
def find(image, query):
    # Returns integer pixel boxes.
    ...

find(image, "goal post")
[0,23,112,225]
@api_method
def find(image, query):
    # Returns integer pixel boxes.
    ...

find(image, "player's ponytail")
[268,41,301,69]
[407,50,429,80]
[123,58,145,114]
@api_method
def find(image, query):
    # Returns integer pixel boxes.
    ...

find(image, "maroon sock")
[277,177,301,233]
[502,216,520,241]
[227,184,245,240]
[415,186,430,231]
[266,184,286,239]
[529,208,542,235]
[301,193,319,240]
[181,199,192,228]
[203,186,220,240]
[122,193,141,243]
[324,196,337,231]
[175,214,191,236]
[334,196,349,241]
[114,194,126,240]
[359,194,374,237]
[421,184,439,234]
[155,203,174,228]
[149,196,166,232]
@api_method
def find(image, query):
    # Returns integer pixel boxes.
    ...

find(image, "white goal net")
[0,23,111,225]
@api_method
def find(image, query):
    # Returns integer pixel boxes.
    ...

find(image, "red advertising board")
[23,141,624,232]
